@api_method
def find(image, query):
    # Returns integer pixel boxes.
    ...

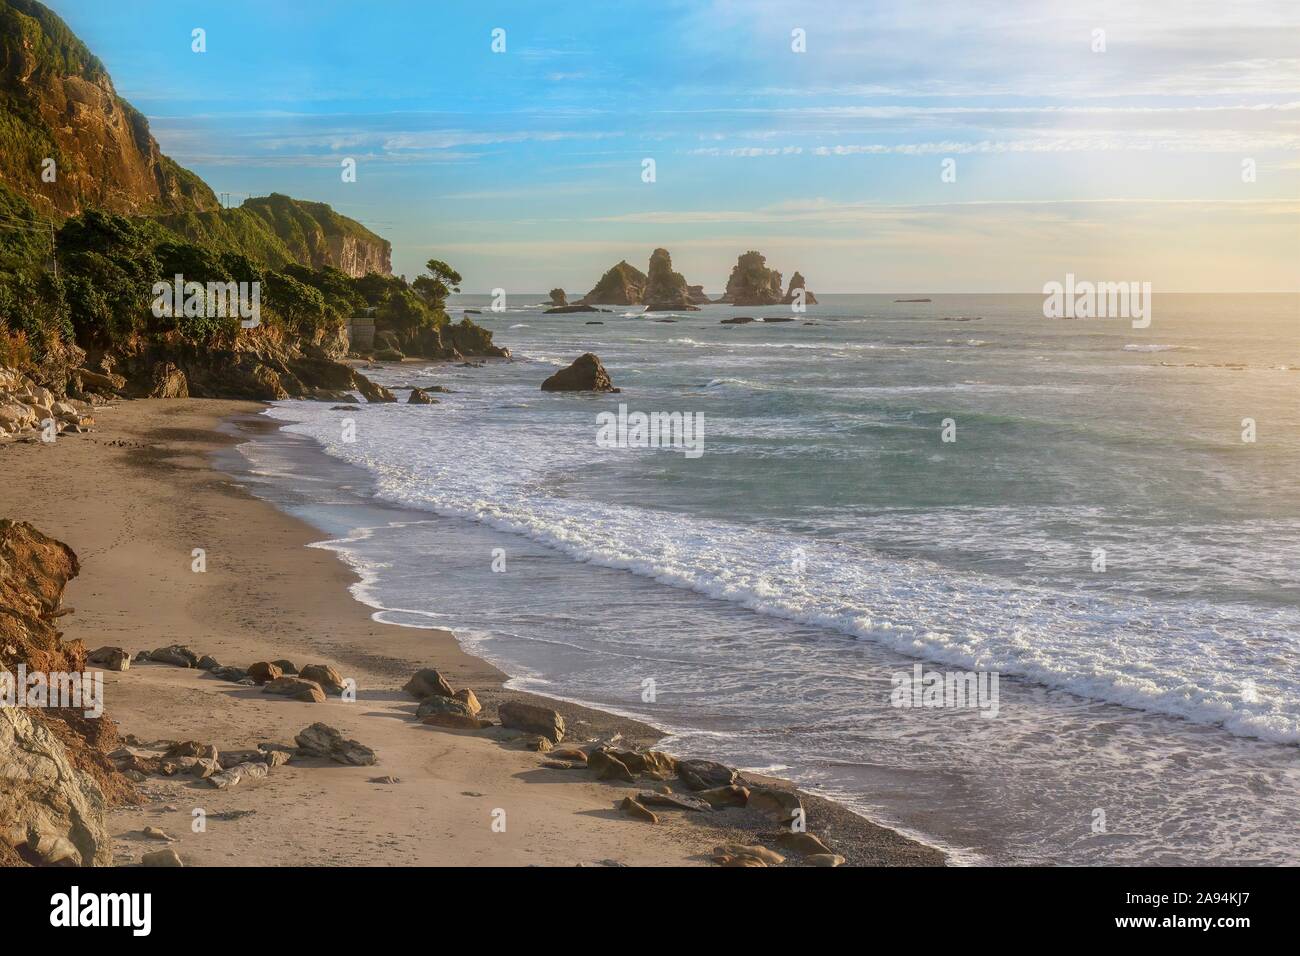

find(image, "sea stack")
[642,248,700,311]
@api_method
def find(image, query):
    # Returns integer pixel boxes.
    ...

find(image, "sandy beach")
[0,397,944,867]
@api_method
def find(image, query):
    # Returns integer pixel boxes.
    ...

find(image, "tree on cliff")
[413,259,462,309]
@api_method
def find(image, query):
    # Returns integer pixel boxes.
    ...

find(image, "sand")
[0,397,944,867]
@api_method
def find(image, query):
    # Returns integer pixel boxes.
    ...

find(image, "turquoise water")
[233,293,1299,864]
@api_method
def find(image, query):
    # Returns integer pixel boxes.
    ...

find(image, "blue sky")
[51,0,1300,291]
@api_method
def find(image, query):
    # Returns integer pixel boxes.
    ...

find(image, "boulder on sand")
[497,701,566,743]
[540,353,618,393]
[299,663,347,695]
[246,661,283,684]
[294,722,377,766]
[677,758,738,791]
[262,676,326,703]
[402,668,454,700]
[87,646,130,671]
[620,796,659,823]
[149,644,199,668]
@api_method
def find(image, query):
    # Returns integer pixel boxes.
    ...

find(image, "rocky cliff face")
[0,519,131,866]
[0,0,219,218]
[239,194,392,278]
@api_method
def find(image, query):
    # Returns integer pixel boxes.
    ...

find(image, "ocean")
[226,293,1300,865]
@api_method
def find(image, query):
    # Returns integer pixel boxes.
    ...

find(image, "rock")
[164,741,216,759]
[548,747,587,763]
[246,661,283,684]
[212,665,247,682]
[585,321,604,325]
[261,749,291,768]
[237,762,269,782]
[375,348,405,361]
[416,696,473,720]
[86,646,130,671]
[806,853,846,867]
[549,288,568,307]
[32,834,81,866]
[641,247,700,311]
[497,702,566,743]
[637,790,711,812]
[748,787,803,822]
[543,304,602,314]
[272,659,298,675]
[581,260,647,305]
[407,387,440,405]
[714,854,768,867]
[523,735,552,753]
[403,668,455,700]
[149,644,199,668]
[294,722,376,766]
[368,776,401,784]
[588,749,635,783]
[298,663,346,695]
[421,712,490,730]
[197,655,220,671]
[217,749,264,767]
[540,353,617,393]
[720,316,755,324]
[147,362,189,398]
[713,843,784,865]
[541,759,585,770]
[775,831,833,855]
[696,785,750,808]
[142,826,173,841]
[74,367,125,395]
[207,767,243,790]
[141,848,183,867]
[764,315,795,322]
[611,750,677,777]
[190,759,221,779]
[133,650,151,663]
[263,676,326,702]
[781,271,818,306]
[0,708,112,866]
[354,373,397,403]
[686,284,710,304]
[452,688,481,715]
[677,759,738,791]
[719,250,784,306]
[620,796,658,823]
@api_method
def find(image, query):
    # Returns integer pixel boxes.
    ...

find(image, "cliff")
[0,0,219,217]
[783,271,818,306]
[157,194,393,278]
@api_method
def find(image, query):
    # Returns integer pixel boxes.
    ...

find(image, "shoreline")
[1,397,944,867]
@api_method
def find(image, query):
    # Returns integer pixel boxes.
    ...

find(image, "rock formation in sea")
[686,284,710,304]
[782,271,818,306]
[540,353,619,392]
[642,247,700,311]
[718,250,785,306]
[549,289,567,307]
[581,260,647,305]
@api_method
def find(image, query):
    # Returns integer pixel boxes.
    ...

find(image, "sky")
[50,0,1300,292]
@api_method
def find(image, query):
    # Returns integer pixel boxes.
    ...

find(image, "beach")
[0,397,943,867]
